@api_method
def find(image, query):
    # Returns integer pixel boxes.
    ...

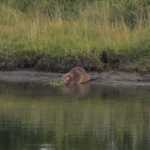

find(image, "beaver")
[63,66,91,85]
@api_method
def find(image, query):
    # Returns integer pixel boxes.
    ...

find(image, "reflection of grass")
[0,93,149,144]
[0,2,150,71]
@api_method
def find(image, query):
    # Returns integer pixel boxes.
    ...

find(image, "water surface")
[0,82,149,150]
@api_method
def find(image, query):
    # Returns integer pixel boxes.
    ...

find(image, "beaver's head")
[63,73,73,85]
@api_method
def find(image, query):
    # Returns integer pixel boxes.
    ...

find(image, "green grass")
[0,1,150,72]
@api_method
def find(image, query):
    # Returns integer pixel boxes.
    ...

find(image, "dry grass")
[0,2,150,71]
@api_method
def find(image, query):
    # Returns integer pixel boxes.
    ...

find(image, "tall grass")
[0,0,150,71]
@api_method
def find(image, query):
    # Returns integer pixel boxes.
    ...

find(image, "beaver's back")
[70,67,90,83]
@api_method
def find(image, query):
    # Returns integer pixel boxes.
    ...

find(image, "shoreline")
[0,70,149,87]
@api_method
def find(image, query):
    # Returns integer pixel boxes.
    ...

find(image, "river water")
[0,82,149,150]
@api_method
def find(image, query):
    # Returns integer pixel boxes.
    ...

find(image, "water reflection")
[62,83,91,97]
[0,82,149,150]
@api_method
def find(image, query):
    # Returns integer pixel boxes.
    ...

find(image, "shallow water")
[0,82,149,150]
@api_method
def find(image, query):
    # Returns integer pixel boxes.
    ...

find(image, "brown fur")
[63,67,91,85]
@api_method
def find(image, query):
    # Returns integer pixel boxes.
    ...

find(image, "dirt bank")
[0,70,150,87]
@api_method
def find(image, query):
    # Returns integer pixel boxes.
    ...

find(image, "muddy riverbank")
[0,70,149,87]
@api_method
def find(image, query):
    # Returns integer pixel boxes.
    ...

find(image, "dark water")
[0,82,149,150]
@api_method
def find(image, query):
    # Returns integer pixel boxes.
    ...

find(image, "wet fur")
[63,67,91,85]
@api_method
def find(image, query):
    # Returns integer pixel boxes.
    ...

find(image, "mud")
[0,70,149,87]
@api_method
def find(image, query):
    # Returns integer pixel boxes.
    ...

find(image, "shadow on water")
[0,81,149,150]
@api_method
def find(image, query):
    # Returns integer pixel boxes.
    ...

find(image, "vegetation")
[0,0,150,72]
